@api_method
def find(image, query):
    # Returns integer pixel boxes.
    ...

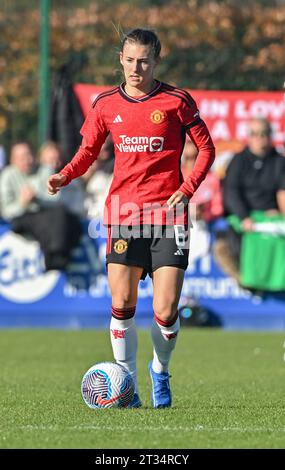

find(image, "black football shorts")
[106,224,190,280]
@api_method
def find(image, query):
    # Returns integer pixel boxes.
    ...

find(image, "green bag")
[228,211,285,291]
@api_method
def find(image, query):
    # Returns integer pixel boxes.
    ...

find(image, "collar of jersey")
[119,80,161,103]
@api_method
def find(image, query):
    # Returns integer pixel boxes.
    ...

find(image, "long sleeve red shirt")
[61,81,215,225]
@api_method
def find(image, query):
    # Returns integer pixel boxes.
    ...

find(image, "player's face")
[120,42,159,92]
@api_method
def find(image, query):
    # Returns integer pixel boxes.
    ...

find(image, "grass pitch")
[0,329,284,449]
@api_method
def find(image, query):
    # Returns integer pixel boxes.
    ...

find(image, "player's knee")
[112,292,136,309]
[153,301,178,324]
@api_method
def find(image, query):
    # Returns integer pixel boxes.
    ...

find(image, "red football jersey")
[61,81,215,225]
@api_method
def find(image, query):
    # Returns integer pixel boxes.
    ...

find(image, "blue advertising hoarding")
[1,221,285,329]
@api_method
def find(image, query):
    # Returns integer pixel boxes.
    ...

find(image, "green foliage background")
[1,0,284,152]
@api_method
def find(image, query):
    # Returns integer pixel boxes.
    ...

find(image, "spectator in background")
[224,118,285,224]
[37,141,86,217]
[0,145,7,219]
[0,145,6,170]
[215,118,285,281]
[0,142,37,221]
[182,139,223,223]
[83,136,114,220]
[0,141,81,271]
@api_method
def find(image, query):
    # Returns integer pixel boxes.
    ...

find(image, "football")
[81,362,135,409]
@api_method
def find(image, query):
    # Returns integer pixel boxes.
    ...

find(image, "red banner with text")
[74,84,285,150]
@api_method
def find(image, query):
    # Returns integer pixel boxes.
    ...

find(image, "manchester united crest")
[114,239,128,254]
[150,110,166,124]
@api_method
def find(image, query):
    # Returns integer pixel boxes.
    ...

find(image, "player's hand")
[167,190,189,209]
[47,173,67,195]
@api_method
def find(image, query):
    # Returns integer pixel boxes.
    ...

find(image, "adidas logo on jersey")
[174,248,184,256]
[113,115,123,123]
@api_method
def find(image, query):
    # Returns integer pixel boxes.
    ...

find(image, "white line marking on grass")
[15,425,285,433]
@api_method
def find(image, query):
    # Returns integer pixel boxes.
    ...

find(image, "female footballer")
[47,28,215,408]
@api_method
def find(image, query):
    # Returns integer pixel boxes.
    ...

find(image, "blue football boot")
[148,361,172,408]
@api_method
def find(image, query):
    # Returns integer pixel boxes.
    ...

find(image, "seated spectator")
[182,139,223,223]
[0,145,6,170]
[84,136,114,220]
[0,141,81,271]
[36,141,86,217]
[215,118,285,287]
[0,145,7,219]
